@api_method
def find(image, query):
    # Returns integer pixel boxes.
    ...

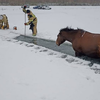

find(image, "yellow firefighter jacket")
[0,14,9,29]
[23,8,37,25]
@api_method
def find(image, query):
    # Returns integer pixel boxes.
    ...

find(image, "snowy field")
[0,6,100,100]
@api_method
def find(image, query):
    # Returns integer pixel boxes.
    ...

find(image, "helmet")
[27,10,30,13]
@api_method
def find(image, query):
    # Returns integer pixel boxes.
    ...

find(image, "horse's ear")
[66,26,69,29]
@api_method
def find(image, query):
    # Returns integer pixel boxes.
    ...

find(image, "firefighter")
[23,6,37,36]
[0,14,9,29]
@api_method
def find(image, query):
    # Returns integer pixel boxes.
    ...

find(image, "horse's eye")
[59,33,61,35]
[57,34,60,37]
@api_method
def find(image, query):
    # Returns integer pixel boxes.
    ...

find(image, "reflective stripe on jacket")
[0,14,8,26]
[23,8,37,25]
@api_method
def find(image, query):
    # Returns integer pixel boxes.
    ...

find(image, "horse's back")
[80,32,100,46]
[73,32,100,58]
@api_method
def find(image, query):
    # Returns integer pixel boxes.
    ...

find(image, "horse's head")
[56,31,66,46]
[56,27,83,46]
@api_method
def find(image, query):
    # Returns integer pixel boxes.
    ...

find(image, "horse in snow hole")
[56,27,100,58]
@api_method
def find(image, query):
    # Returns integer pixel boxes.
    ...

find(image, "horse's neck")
[65,32,78,43]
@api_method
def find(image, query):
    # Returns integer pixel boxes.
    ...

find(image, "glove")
[24,5,26,9]
[24,23,27,25]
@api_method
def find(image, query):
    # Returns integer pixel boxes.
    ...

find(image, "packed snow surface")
[0,6,100,100]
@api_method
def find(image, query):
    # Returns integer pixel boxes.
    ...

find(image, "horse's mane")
[60,27,84,32]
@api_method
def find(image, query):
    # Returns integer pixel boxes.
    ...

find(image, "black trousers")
[29,23,34,33]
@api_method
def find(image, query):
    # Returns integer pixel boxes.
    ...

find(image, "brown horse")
[56,27,100,58]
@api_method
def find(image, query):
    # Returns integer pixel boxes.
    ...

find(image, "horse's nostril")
[56,41,58,45]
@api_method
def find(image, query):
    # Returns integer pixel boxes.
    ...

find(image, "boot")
[32,34,36,36]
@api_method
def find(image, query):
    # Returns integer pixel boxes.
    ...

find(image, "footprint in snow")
[39,49,48,52]
[60,54,67,58]
[66,58,75,63]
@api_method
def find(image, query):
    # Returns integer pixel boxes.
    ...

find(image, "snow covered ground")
[0,6,100,100]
